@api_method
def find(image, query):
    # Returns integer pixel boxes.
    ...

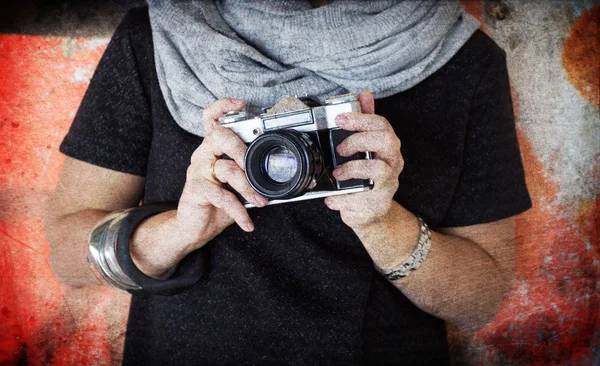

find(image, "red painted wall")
[0,36,130,365]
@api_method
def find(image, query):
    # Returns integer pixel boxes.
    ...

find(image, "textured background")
[0,1,598,365]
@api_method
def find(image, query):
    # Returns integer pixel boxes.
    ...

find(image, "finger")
[358,90,375,114]
[324,195,348,211]
[335,112,390,132]
[324,194,363,212]
[201,179,255,232]
[207,127,249,167]
[202,98,246,132]
[191,127,248,169]
[336,131,401,167]
[185,162,207,183]
[213,159,268,207]
[333,159,392,183]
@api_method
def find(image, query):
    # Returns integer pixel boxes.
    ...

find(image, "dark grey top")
[60,7,531,366]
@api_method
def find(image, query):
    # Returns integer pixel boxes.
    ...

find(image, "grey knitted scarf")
[148,0,479,137]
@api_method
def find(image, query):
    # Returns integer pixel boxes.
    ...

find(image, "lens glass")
[263,146,298,183]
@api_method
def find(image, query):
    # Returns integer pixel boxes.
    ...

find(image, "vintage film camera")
[219,93,373,207]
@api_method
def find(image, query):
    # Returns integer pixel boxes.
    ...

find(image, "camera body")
[219,93,373,207]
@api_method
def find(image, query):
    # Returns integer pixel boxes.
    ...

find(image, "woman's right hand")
[175,98,269,251]
[130,96,307,278]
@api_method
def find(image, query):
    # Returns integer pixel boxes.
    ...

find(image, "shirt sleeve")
[437,50,532,227]
[59,11,152,176]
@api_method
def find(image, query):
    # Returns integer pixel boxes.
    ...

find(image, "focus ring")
[244,130,321,199]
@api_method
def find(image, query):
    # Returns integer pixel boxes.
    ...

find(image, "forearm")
[46,210,111,287]
[129,210,196,279]
[46,208,196,286]
[130,206,236,279]
[353,203,509,331]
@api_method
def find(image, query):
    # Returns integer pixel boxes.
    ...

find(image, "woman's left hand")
[324,90,404,229]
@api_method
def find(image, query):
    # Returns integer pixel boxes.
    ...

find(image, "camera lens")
[244,131,322,199]
[263,146,298,183]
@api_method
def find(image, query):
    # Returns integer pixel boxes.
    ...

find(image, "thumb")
[357,90,375,114]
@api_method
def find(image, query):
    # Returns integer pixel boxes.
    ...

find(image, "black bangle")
[115,203,208,295]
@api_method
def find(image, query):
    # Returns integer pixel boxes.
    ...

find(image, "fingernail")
[245,221,255,232]
[335,114,348,125]
[231,98,245,105]
[332,168,341,178]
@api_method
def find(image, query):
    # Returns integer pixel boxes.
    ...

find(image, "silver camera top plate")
[220,93,361,144]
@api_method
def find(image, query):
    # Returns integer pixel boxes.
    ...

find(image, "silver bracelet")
[86,209,142,291]
[375,216,432,281]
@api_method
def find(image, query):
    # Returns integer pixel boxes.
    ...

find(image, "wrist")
[374,215,432,280]
[352,201,406,238]
[352,202,420,271]
[351,204,395,233]
[130,210,196,279]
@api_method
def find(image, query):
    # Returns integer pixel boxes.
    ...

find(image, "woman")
[44,1,531,364]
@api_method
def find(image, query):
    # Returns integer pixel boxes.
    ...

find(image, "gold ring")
[210,158,225,184]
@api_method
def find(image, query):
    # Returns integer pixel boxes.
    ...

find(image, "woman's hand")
[131,95,313,278]
[324,90,404,229]
[175,98,268,250]
[129,98,270,279]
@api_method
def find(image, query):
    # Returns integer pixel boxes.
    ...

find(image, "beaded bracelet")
[375,216,432,281]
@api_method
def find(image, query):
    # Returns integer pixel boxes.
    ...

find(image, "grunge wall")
[0,1,598,364]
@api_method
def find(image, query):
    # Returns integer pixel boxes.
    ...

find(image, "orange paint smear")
[562,5,600,107]
[576,153,600,251]
[461,0,484,24]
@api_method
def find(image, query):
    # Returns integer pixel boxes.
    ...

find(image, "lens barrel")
[244,131,322,199]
